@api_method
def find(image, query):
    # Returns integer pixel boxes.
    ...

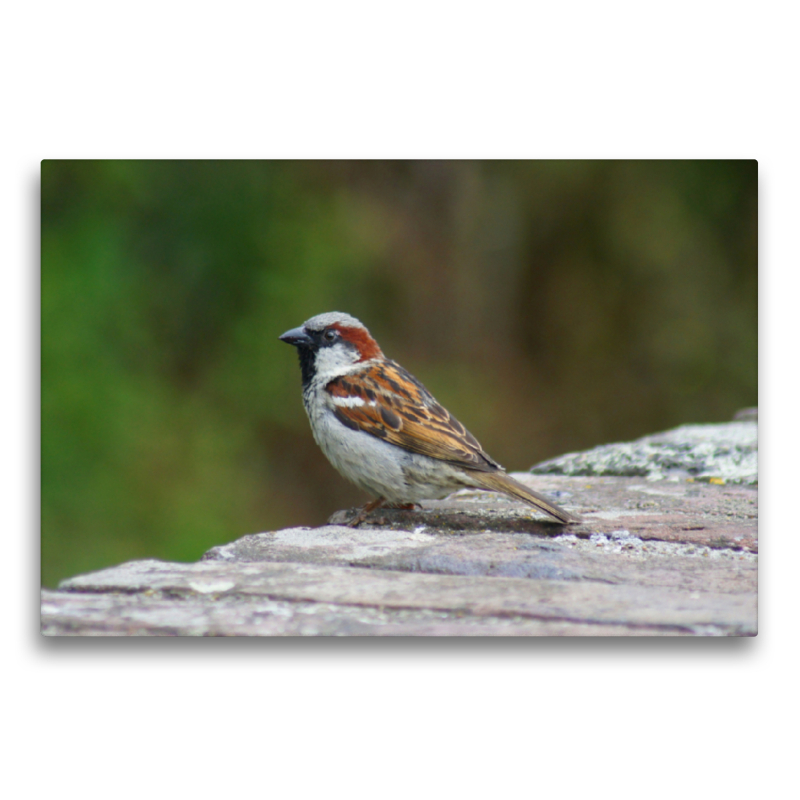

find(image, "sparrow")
[279,312,580,525]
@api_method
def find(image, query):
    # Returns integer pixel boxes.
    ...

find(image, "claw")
[345,497,387,527]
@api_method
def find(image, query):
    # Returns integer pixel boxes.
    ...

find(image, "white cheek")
[313,343,360,381]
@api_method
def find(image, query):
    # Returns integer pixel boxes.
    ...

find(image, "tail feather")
[469,471,580,524]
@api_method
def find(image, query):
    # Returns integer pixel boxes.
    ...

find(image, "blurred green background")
[41,160,757,587]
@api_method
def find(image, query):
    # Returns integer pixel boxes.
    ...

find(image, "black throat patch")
[297,347,316,390]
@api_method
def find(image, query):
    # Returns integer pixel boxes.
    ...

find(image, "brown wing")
[326,360,501,472]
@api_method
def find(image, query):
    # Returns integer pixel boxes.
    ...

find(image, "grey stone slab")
[42,420,757,637]
[203,524,756,595]
[326,473,757,552]
[42,590,678,637]
[530,420,757,484]
[54,559,755,635]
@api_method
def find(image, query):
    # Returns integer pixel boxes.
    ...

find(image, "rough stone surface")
[48,558,754,636]
[323,474,758,553]
[40,590,684,637]
[42,418,758,637]
[530,421,758,484]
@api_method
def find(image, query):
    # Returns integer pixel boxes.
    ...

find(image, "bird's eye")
[323,329,337,342]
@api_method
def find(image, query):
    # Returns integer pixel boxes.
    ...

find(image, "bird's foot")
[345,497,388,527]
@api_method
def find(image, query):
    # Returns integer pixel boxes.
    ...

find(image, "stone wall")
[42,416,757,636]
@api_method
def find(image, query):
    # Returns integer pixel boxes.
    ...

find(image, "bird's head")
[280,311,383,386]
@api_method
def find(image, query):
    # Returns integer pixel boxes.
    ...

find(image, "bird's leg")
[346,497,388,527]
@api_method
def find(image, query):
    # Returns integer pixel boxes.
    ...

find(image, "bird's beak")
[279,326,314,347]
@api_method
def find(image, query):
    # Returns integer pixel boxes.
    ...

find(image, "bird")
[279,312,580,526]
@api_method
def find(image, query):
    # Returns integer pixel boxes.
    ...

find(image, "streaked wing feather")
[327,361,499,472]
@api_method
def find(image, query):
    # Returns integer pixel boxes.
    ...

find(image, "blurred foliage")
[41,160,757,586]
